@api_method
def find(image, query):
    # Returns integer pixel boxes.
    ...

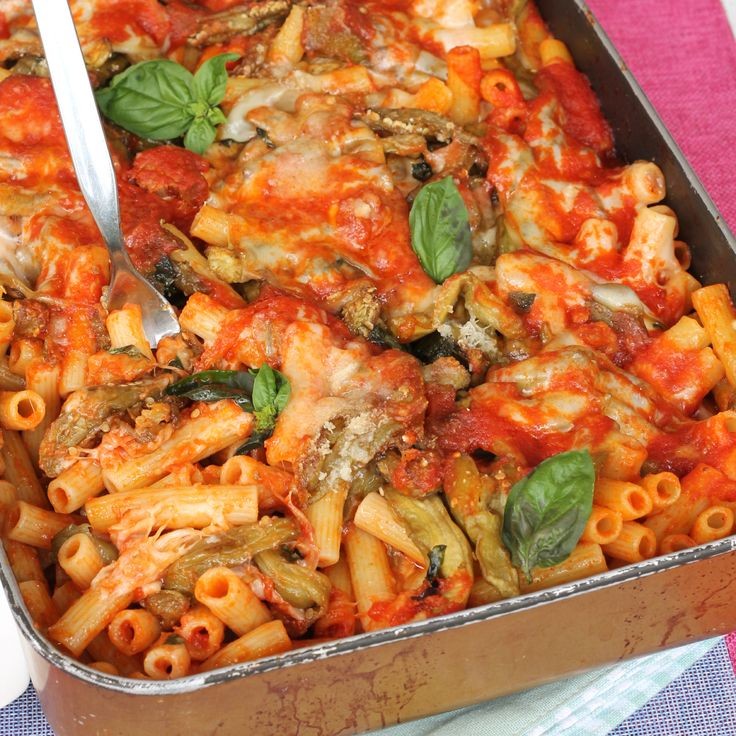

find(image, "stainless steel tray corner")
[4,2,736,734]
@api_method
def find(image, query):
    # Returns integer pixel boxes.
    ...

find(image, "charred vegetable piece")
[444,454,519,598]
[91,52,129,88]
[340,285,382,338]
[409,331,467,366]
[366,325,405,351]
[189,0,291,46]
[164,223,246,309]
[344,463,385,521]
[411,157,433,182]
[302,4,367,63]
[234,427,273,455]
[151,256,186,307]
[383,487,473,602]
[9,56,48,77]
[253,549,331,614]
[252,126,275,148]
[426,544,446,586]
[50,524,118,566]
[507,291,536,314]
[39,374,172,478]
[162,517,298,595]
[413,544,447,600]
[143,589,191,630]
[108,345,146,358]
[362,108,478,145]
[468,160,489,178]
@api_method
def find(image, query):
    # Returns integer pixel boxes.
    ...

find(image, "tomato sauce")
[535,62,614,154]
[126,147,209,230]
[164,0,207,49]
[0,76,76,189]
[437,388,615,467]
[389,448,444,497]
[366,571,473,628]
[227,152,434,310]
[647,412,736,478]
[196,287,352,370]
[88,0,170,46]
[632,339,711,415]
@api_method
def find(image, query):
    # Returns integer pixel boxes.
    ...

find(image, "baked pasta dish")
[1,0,735,679]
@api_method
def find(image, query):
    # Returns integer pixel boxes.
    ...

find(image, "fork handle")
[31,0,128,259]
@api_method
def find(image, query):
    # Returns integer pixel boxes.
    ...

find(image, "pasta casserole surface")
[0,0,734,680]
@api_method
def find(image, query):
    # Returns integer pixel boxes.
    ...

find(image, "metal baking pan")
[3,2,736,734]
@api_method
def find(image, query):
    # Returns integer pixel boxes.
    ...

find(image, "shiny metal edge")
[3,0,736,700]
[4,537,736,696]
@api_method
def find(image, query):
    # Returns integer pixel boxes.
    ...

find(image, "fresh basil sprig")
[501,450,595,582]
[251,364,290,432]
[95,53,238,154]
[409,176,472,283]
[165,365,290,450]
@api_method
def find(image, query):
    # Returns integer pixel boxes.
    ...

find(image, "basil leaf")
[172,385,254,412]
[166,366,289,431]
[207,106,228,126]
[234,426,274,455]
[96,59,194,140]
[252,364,289,413]
[96,53,237,153]
[274,376,290,413]
[409,177,472,283]
[252,364,276,411]
[183,117,217,155]
[501,450,595,582]
[251,364,291,431]
[192,52,239,106]
[166,370,255,397]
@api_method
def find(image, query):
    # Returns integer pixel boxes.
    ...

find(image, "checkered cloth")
[2,0,736,734]
[377,639,722,736]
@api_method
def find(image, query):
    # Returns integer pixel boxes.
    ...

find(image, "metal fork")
[31,0,180,348]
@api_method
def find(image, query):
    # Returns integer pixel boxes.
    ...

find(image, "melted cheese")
[206,103,435,321]
[0,215,37,285]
